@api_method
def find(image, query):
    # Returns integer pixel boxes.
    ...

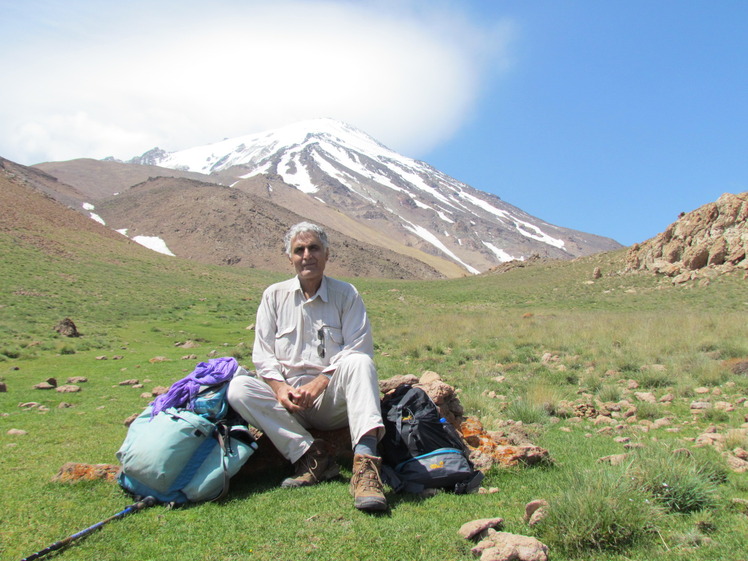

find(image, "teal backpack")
[116,377,257,505]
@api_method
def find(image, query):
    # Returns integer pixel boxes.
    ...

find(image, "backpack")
[380,385,483,494]
[116,378,257,505]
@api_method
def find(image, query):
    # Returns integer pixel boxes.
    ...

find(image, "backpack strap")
[211,421,233,502]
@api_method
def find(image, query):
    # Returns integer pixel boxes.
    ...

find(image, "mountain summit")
[131,119,620,274]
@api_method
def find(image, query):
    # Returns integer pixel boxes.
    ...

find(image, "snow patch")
[131,236,176,256]
[483,241,519,263]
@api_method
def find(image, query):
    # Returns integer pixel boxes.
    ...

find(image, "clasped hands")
[271,375,330,413]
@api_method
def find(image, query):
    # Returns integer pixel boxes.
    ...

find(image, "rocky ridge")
[625,191,747,283]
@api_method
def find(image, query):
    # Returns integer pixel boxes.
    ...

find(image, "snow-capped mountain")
[130,119,620,274]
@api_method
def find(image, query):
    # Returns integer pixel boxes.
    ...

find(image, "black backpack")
[380,385,483,494]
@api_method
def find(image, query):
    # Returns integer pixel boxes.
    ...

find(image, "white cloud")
[0,0,513,165]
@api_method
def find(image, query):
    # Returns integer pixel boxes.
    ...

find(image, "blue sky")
[1,1,746,246]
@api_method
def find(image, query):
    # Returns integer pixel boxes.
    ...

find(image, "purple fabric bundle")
[150,356,238,418]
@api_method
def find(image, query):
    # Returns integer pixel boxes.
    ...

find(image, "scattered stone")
[733,448,748,461]
[598,453,629,466]
[524,500,549,526]
[124,413,139,427]
[726,454,748,473]
[634,392,657,403]
[695,431,725,449]
[715,401,735,411]
[34,381,55,390]
[7,429,28,436]
[182,354,198,360]
[19,402,41,409]
[52,462,119,483]
[119,379,140,386]
[67,376,88,383]
[727,359,748,375]
[149,356,170,363]
[96,356,108,360]
[691,401,712,410]
[151,386,169,396]
[659,393,675,403]
[0,382,6,392]
[54,318,79,337]
[471,530,549,561]
[58,402,73,409]
[458,518,504,540]
[56,385,81,393]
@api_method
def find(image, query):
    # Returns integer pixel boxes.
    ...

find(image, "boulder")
[54,318,79,337]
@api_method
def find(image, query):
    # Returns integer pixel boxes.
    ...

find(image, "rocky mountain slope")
[33,119,621,277]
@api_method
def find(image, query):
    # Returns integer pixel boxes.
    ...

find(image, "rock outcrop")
[625,192,747,282]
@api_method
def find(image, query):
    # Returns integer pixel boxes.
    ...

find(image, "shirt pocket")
[274,323,297,360]
[324,327,344,358]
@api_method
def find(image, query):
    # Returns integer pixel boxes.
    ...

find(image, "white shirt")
[252,275,374,382]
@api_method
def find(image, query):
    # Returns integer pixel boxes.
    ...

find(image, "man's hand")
[266,376,330,413]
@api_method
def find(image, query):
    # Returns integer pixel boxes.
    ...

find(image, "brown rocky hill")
[625,191,747,283]
[93,176,446,280]
[34,158,233,200]
[0,157,155,260]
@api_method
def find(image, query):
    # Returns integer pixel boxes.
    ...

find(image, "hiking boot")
[350,454,388,512]
[281,439,340,488]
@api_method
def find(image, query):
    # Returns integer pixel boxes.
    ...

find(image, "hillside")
[94,175,447,279]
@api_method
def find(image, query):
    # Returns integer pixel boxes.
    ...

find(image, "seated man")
[228,221,387,512]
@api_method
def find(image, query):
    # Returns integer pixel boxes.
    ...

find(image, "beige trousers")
[227,353,383,463]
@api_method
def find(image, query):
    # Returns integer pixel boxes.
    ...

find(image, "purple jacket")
[150,356,238,418]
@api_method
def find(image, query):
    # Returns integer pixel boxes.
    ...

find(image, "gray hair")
[284,222,330,256]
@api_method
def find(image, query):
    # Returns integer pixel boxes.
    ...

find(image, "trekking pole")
[20,496,156,561]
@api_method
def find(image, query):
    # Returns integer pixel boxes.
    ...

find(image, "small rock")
[458,518,504,540]
[0,382,7,392]
[151,386,169,396]
[34,382,55,390]
[597,453,629,466]
[471,531,549,561]
[67,376,88,383]
[149,356,170,363]
[119,379,140,386]
[7,429,28,436]
[19,402,40,409]
[419,370,442,384]
[56,385,81,393]
[634,392,657,403]
[524,500,549,526]
[691,401,712,410]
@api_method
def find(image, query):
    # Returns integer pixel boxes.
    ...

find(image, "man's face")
[289,231,329,283]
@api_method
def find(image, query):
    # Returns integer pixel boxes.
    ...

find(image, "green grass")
[2,233,748,560]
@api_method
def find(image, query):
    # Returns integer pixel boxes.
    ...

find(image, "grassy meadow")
[2,230,748,561]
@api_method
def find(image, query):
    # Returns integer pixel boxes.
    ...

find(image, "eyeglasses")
[317,327,325,359]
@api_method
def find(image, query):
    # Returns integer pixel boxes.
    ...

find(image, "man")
[228,222,388,512]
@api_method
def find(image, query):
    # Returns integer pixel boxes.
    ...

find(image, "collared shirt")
[252,275,374,382]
